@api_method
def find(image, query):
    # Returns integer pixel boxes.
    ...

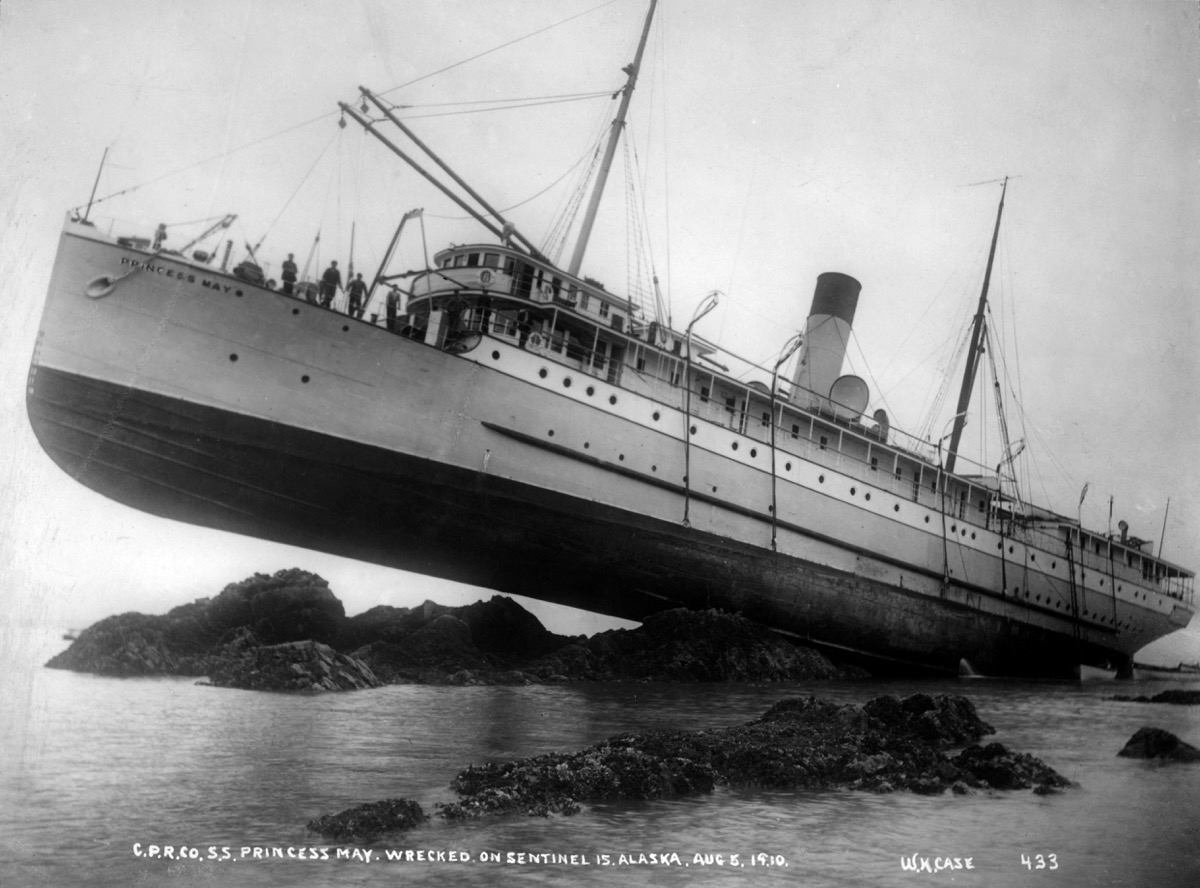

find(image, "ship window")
[819,436,828,451]
[611,314,624,332]
[438,256,451,268]
[482,253,500,268]
[466,253,480,267]
[870,457,878,472]
[791,423,800,439]
[503,257,515,274]
[637,356,646,371]
[761,411,770,428]
[579,292,590,311]
[700,386,710,403]
[453,254,467,267]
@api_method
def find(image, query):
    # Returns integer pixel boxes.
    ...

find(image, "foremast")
[565,0,658,278]
[944,177,1007,475]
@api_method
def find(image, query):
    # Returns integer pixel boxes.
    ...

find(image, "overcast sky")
[1,0,1197,669]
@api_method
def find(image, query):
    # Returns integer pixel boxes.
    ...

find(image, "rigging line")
[255,129,340,251]
[75,112,334,214]
[391,90,614,109]
[376,0,619,99]
[399,93,612,120]
[425,141,598,222]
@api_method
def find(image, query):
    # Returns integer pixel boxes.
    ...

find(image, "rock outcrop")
[203,639,381,692]
[49,569,860,689]
[1117,727,1200,762]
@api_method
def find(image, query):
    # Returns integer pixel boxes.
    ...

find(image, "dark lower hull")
[27,364,1127,677]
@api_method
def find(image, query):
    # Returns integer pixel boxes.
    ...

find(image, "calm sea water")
[3,634,1199,888]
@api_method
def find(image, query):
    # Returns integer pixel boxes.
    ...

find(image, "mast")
[82,147,108,224]
[565,0,657,279]
[944,176,1007,475]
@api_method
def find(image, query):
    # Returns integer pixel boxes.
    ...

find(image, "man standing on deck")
[386,286,401,332]
[281,253,298,296]
[319,260,341,308]
[347,273,368,319]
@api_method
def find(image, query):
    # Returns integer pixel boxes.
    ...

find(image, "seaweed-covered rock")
[1117,727,1200,762]
[307,798,426,842]
[204,640,382,691]
[433,694,1064,822]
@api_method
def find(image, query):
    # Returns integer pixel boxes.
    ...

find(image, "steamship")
[25,2,1194,677]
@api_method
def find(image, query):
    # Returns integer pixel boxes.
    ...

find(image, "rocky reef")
[307,693,1071,842]
[47,569,859,689]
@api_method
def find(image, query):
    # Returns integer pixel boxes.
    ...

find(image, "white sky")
[1,0,1197,665]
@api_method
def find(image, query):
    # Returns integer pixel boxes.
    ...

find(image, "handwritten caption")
[131,845,789,868]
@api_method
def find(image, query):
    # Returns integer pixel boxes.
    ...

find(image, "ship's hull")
[26,223,1192,676]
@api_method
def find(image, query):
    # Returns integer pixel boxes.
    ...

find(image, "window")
[579,292,590,311]
[870,457,878,472]
[453,254,467,267]
[482,253,500,268]
[791,423,800,439]
[819,435,828,451]
[599,301,610,318]
[700,386,710,403]
[466,253,480,267]
[761,411,771,428]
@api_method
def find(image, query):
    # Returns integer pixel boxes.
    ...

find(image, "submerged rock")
[432,694,1067,822]
[307,798,427,843]
[1117,727,1200,762]
[1112,690,1200,705]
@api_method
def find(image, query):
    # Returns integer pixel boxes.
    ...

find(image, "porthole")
[563,377,572,388]
[1009,546,1014,554]
[924,516,930,524]
[653,411,661,421]
[586,386,595,397]
[864,492,871,501]
[539,368,548,379]
[492,350,500,360]
[750,448,757,458]
[850,487,857,496]
[731,442,739,451]
[342,325,350,332]
[651,465,657,472]
[236,290,244,297]
[785,462,792,471]
[609,395,617,405]
[712,486,718,493]
[690,425,697,435]
[970,532,976,540]
[1030,553,1036,562]
[548,430,555,437]
[950,525,957,533]
[584,442,590,449]
[961,529,967,537]
[819,475,825,484]
[1052,561,1057,569]
[229,354,238,362]
[292,308,300,315]
[894,504,900,513]
[618,454,625,461]
[301,375,310,383]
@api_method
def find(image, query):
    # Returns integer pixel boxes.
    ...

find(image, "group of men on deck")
[276,253,401,331]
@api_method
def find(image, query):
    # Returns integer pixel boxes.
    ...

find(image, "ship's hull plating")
[26,224,1191,676]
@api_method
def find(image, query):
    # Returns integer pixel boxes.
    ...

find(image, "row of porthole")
[228,353,310,383]
[1015,589,1133,628]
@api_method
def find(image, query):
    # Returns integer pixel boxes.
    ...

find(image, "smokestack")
[791,272,861,410]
